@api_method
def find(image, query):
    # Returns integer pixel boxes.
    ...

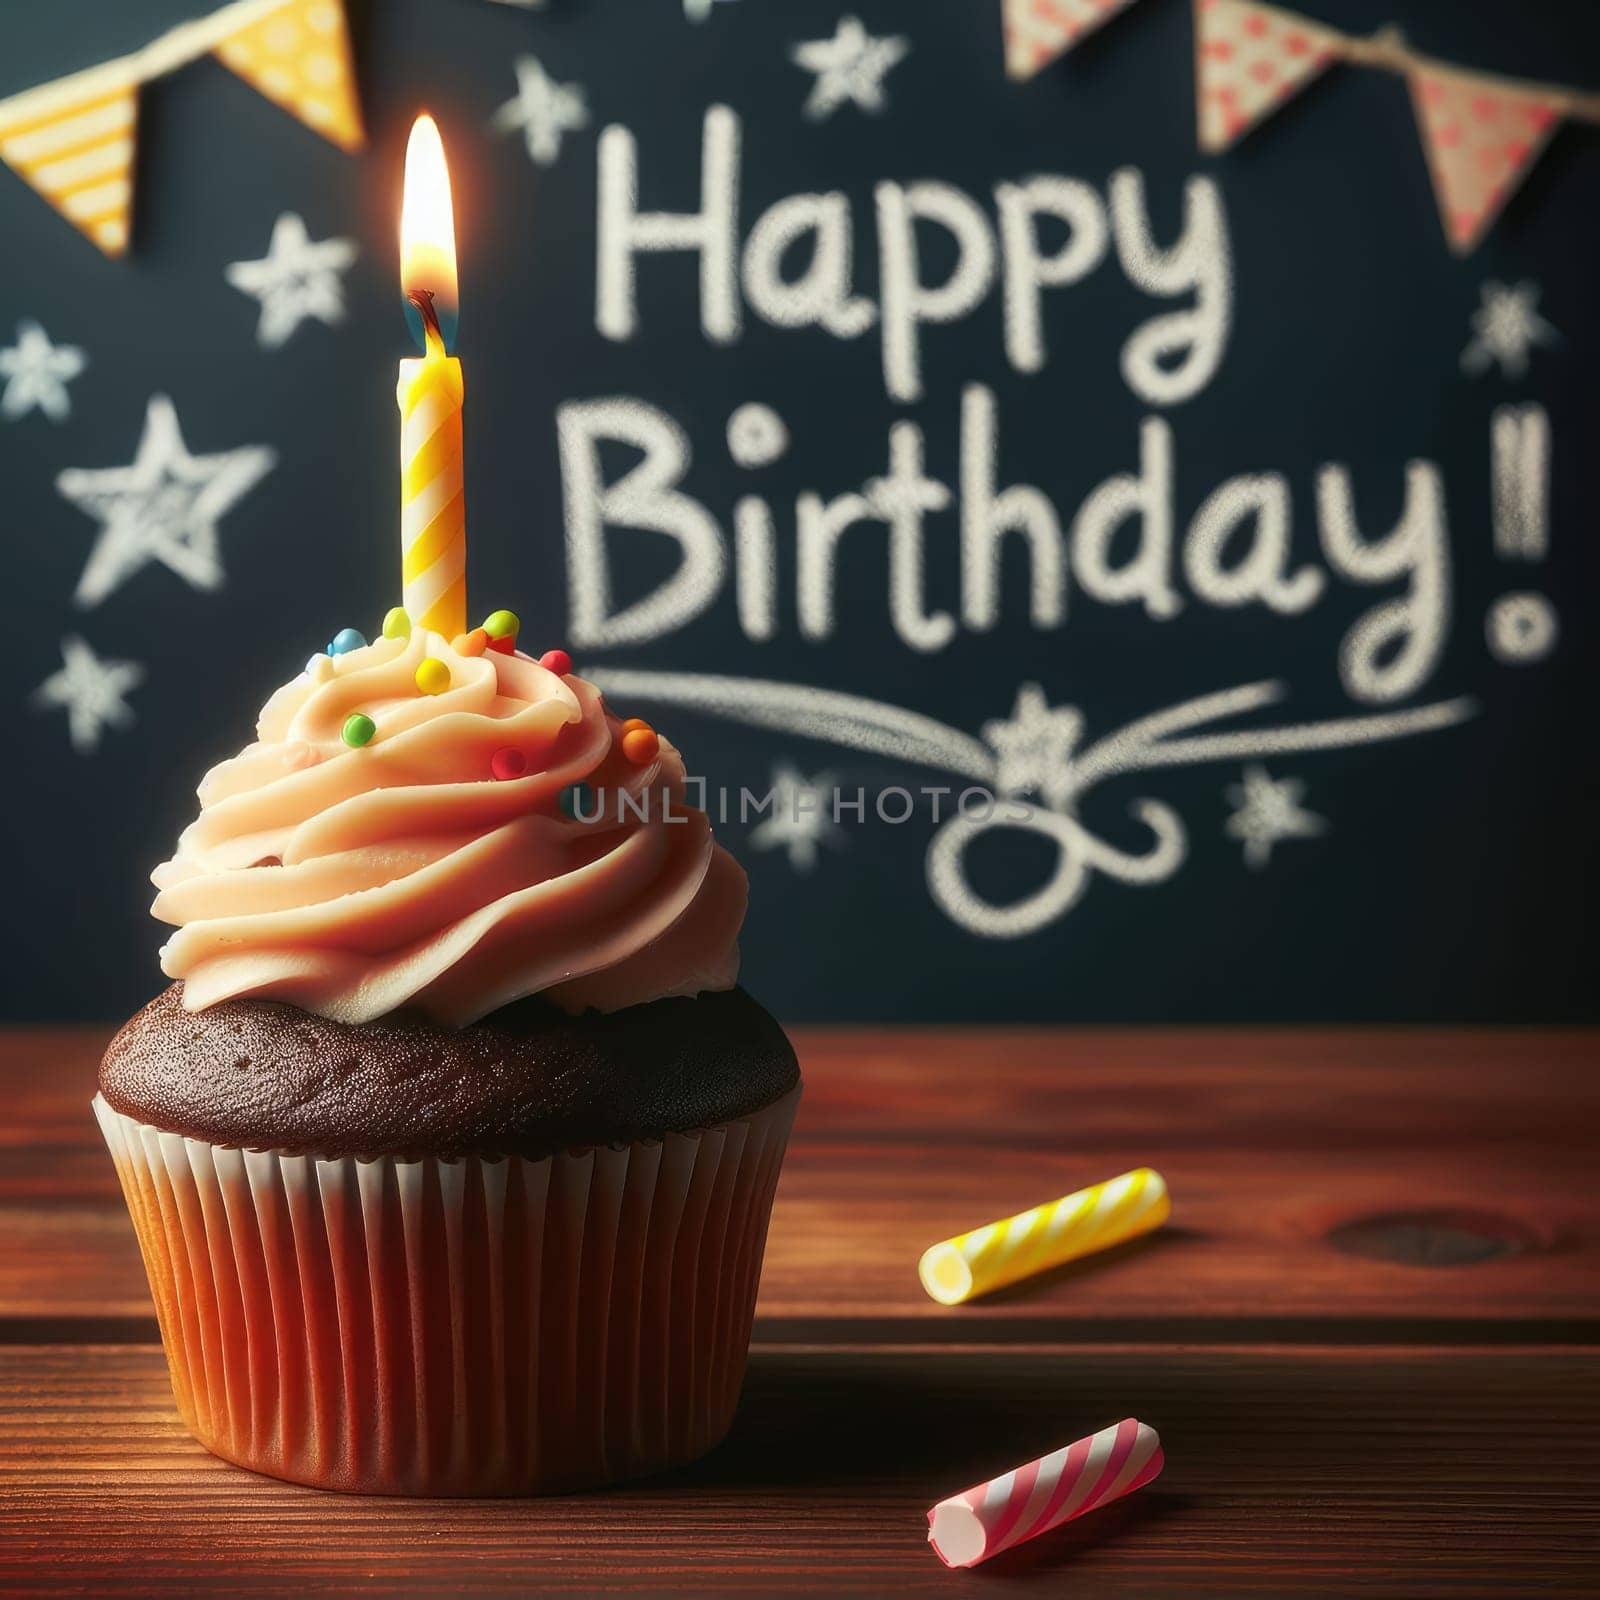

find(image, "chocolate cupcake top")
[100,982,799,1160]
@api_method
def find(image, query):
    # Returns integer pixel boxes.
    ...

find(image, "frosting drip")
[151,631,745,1026]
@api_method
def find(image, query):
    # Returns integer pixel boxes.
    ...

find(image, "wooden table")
[1,1028,1596,1597]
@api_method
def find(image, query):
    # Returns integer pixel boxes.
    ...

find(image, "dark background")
[2,0,1596,1023]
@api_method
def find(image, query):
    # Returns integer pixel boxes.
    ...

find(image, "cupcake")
[94,617,800,1495]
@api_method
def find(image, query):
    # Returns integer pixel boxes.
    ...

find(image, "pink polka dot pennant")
[1194,0,1343,154]
[1001,0,1146,82]
[1407,65,1564,254]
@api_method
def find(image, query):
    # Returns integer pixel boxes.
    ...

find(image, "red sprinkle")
[491,747,529,781]
[621,727,660,764]
[488,635,517,655]
[539,648,572,675]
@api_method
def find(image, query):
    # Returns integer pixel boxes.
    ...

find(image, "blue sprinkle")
[328,627,367,656]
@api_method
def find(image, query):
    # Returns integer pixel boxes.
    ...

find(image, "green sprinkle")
[381,607,412,640]
[342,713,377,748]
[559,782,597,821]
[482,608,520,640]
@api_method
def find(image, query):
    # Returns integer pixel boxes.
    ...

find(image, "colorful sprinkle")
[621,717,651,734]
[488,635,517,655]
[621,726,660,764]
[453,628,490,657]
[382,607,412,640]
[482,608,521,640]
[415,657,451,696]
[539,648,572,675]
[342,713,376,748]
[491,747,528,781]
[560,782,596,820]
[328,627,366,655]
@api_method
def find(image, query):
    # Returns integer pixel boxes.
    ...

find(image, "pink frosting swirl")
[151,631,745,1026]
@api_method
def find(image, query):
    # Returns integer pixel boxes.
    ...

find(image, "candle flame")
[401,113,458,349]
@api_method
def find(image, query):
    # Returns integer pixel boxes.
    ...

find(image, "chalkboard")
[4,0,1597,1023]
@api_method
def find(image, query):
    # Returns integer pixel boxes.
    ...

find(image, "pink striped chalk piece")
[927,1418,1164,1569]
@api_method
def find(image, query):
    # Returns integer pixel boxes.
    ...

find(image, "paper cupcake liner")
[93,1085,798,1496]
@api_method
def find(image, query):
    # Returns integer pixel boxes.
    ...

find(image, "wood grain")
[3,1029,1596,1337]
[1,1027,1597,1596]
[1,1343,1595,1598]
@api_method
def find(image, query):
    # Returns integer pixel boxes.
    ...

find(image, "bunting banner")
[1009,0,1599,253]
[1001,0,1144,83]
[1193,0,1340,154]
[0,0,362,258]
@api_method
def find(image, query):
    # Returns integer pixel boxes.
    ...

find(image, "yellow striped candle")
[397,114,466,639]
[918,1167,1170,1306]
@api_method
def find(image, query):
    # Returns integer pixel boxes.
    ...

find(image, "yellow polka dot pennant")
[213,0,365,154]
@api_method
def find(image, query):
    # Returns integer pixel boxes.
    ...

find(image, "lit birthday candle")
[398,113,466,639]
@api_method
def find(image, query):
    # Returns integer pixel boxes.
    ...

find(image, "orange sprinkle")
[621,717,651,734]
[453,628,489,657]
[621,727,660,764]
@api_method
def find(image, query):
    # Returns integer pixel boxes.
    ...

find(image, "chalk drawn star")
[1461,281,1558,380]
[982,685,1083,812]
[0,320,86,422]
[747,763,844,873]
[791,16,909,121]
[225,213,358,349]
[32,635,144,754]
[57,395,277,609]
[684,0,737,20]
[492,54,589,167]
[1224,765,1325,870]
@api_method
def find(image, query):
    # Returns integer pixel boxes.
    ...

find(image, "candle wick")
[407,288,445,356]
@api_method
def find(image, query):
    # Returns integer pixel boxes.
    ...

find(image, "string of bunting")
[1003,0,1600,252]
[0,0,363,258]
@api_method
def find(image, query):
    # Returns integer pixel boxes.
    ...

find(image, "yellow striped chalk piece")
[918,1167,1170,1306]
